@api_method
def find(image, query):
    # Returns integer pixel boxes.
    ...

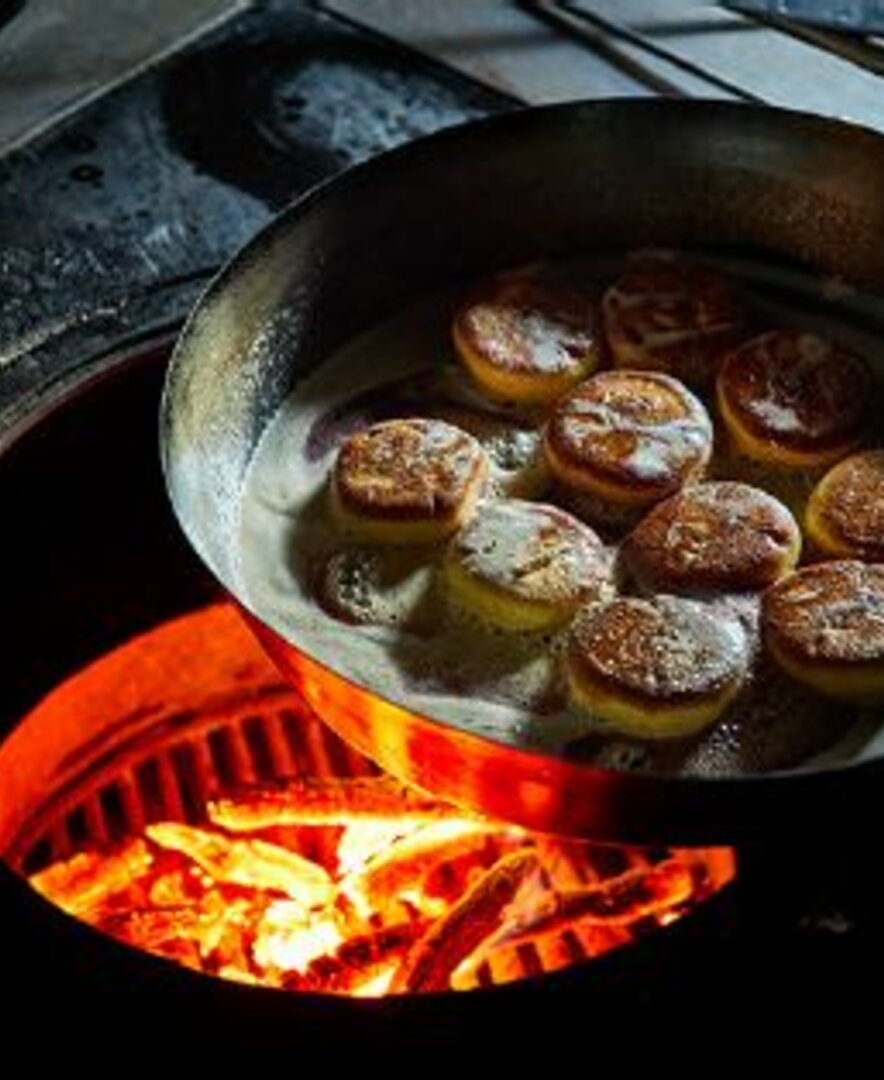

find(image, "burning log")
[99,892,264,980]
[344,819,509,909]
[209,776,464,830]
[390,848,540,994]
[145,823,333,906]
[99,906,204,969]
[29,768,733,998]
[334,819,424,875]
[285,918,432,995]
[147,866,209,908]
[251,899,345,978]
[29,839,154,919]
[491,859,695,948]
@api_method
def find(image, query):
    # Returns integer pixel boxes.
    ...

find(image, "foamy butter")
[238,295,568,749]
[238,253,884,776]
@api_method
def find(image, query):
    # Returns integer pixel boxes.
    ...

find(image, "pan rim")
[161,97,884,840]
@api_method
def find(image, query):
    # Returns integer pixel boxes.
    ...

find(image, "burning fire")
[7,602,735,996]
[30,774,733,995]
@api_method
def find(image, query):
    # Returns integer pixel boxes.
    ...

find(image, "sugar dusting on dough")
[550,372,713,490]
[572,595,749,700]
[451,499,610,604]
[765,561,884,664]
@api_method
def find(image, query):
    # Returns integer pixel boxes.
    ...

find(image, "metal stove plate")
[0,0,249,155]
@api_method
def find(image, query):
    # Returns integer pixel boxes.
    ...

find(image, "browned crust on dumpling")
[807,450,884,562]
[453,268,598,381]
[333,418,488,523]
[622,481,801,593]
[448,499,609,607]
[567,595,747,711]
[763,561,884,672]
[602,259,747,387]
[717,331,874,461]
[543,369,713,504]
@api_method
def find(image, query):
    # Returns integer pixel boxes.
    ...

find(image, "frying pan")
[161,99,884,845]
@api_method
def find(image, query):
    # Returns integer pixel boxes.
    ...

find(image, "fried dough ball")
[716,330,874,469]
[452,267,600,406]
[805,450,884,563]
[622,481,801,594]
[601,259,746,388]
[445,498,611,631]
[566,595,748,738]
[331,418,489,544]
[763,561,884,702]
[428,404,548,500]
[543,369,713,510]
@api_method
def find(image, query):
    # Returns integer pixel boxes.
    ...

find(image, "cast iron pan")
[161,99,884,845]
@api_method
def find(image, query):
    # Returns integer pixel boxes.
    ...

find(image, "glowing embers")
[31,773,733,996]
[8,602,734,996]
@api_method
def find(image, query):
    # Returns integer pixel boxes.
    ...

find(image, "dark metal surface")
[727,0,884,35]
[164,98,884,844]
[0,1,505,438]
[523,0,767,102]
[0,0,246,155]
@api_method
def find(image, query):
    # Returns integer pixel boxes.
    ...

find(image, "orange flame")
[31,777,734,995]
[11,603,735,996]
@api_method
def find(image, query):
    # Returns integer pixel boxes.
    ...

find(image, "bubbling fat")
[237,252,884,777]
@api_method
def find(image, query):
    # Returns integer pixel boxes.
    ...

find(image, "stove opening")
[0,602,735,997]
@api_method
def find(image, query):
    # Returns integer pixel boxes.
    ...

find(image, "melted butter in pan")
[238,252,884,777]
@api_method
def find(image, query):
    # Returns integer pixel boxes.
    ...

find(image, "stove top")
[0,0,506,428]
